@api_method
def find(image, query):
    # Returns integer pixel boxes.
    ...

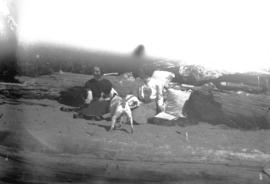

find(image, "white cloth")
[138,70,175,112]
[151,70,175,89]
[85,90,93,104]
[165,88,192,118]
[155,112,177,120]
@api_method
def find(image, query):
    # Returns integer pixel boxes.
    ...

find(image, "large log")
[185,86,270,129]
[0,73,89,102]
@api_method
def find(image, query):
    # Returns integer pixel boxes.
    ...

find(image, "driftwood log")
[185,86,270,129]
[0,72,143,106]
[0,73,89,100]
[1,72,270,129]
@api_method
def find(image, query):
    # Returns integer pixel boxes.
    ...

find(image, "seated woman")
[84,66,114,103]
[73,66,117,120]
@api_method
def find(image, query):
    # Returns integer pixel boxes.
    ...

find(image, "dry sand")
[1,72,270,183]
[1,98,270,183]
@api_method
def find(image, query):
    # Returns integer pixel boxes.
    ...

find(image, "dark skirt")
[77,100,110,117]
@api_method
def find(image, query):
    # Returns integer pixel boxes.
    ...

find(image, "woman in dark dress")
[84,66,113,103]
[74,66,116,119]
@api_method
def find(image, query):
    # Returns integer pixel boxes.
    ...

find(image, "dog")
[109,94,140,133]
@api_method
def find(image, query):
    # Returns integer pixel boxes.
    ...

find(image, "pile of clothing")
[136,70,193,124]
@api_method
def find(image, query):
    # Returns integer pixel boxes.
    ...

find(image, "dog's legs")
[118,116,125,128]
[130,115,134,134]
[126,109,134,134]
[109,115,117,132]
[109,110,122,132]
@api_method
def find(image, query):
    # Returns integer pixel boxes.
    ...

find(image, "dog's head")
[110,95,122,104]
[125,94,141,110]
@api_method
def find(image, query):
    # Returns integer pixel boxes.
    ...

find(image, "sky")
[16,0,270,73]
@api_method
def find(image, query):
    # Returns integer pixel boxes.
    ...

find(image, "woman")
[74,66,117,120]
[84,66,113,103]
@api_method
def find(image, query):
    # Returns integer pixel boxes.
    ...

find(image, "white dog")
[109,94,140,133]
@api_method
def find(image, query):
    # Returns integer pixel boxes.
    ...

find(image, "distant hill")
[2,43,268,94]
[17,43,179,77]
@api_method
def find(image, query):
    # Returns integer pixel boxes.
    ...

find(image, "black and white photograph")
[1,0,270,183]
